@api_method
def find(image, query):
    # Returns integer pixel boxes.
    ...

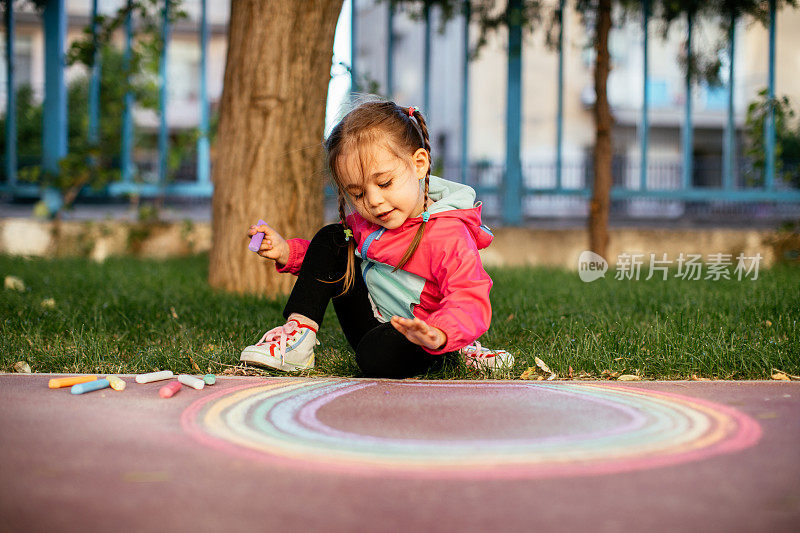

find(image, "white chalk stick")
[177,374,205,390]
[135,370,174,384]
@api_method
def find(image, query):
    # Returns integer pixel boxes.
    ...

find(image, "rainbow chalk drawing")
[182,380,762,480]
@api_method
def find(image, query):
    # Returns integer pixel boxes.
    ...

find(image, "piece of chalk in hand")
[71,378,110,395]
[135,370,174,384]
[248,219,267,252]
[159,380,182,398]
[177,374,205,390]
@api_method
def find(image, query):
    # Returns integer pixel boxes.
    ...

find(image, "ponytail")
[337,192,357,295]
[393,106,431,272]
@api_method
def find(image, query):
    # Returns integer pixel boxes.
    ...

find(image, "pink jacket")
[277,176,494,355]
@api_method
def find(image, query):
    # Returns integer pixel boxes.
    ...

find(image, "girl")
[241,100,513,379]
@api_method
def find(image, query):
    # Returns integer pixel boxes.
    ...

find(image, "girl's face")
[338,142,429,230]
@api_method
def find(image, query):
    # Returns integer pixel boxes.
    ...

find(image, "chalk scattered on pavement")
[203,374,216,386]
[178,374,205,390]
[136,370,174,384]
[159,381,182,399]
[106,375,127,391]
[71,378,111,395]
[49,375,97,389]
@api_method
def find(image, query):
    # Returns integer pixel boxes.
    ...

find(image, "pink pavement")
[0,374,798,532]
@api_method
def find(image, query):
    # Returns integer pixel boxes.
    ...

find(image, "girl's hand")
[390,316,447,351]
[247,222,290,266]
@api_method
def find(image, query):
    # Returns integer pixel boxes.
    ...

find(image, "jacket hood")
[347,175,494,251]
[416,175,493,250]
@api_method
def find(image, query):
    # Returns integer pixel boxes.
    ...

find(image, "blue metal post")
[386,2,394,97]
[423,1,431,115]
[4,5,17,185]
[556,0,564,191]
[460,1,470,184]
[681,11,694,190]
[723,13,736,190]
[765,0,776,189]
[121,0,134,183]
[504,0,523,225]
[42,0,67,176]
[197,0,210,187]
[640,0,649,191]
[350,0,357,93]
[88,0,100,146]
[158,1,171,185]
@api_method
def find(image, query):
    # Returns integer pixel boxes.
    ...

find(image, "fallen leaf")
[772,372,790,381]
[187,354,201,372]
[534,357,552,375]
[170,307,179,319]
[4,276,25,291]
[41,298,56,309]
[691,374,710,381]
[13,361,31,373]
[505,313,515,322]
[772,369,800,381]
[601,370,620,379]
[520,357,558,381]
[765,320,773,327]
[617,374,641,381]
[568,365,574,378]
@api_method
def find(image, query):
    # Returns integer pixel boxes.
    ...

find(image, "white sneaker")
[460,341,515,376]
[240,319,319,371]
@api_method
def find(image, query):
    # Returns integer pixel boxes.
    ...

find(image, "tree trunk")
[588,0,613,258]
[209,0,344,294]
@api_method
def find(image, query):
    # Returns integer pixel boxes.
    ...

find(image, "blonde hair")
[324,99,432,294]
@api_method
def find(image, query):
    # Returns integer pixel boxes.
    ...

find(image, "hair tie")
[408,106,417,117]
[422,211,430,223]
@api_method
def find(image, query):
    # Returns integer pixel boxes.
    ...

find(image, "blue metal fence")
[2,0,799,224]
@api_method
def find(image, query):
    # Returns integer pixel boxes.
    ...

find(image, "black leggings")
[284,224,451,378]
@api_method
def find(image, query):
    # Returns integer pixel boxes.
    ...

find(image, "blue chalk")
[71,378,111,395]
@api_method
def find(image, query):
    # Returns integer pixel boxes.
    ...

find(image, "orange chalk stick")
[49,375,98,389]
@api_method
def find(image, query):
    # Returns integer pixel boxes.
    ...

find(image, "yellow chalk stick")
[106,375,127,391]
[49,375,98,389]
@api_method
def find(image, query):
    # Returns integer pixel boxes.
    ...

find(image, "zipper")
[360,227,385,259]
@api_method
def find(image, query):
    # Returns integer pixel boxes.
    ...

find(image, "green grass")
[1,254,798,380]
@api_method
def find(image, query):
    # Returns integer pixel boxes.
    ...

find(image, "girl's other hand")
[390,316,447,351]
[247,222,290,266]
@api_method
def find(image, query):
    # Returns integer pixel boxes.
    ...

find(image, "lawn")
[1,253,797,380]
